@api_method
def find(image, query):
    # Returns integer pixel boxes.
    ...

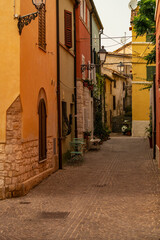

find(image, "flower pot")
[127,131,131,136]
[83,82,88,87]
[88,85,93,91]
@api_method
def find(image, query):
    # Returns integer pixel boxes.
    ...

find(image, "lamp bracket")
[18,11,38,35]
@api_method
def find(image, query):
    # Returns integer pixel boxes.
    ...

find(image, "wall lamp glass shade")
[98,46,107,63]
[32,0,46,10]
[117,62,124,73]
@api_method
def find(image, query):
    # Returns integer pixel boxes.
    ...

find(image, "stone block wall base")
[132,120,149,137]
[1,167,57,199]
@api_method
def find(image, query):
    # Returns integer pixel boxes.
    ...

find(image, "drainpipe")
[56,0,62,169]
[153,73,156,160]
[74,2,79,138]
[90,10,93,63]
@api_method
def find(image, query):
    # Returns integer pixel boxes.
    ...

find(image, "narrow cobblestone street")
[1,137,160,240]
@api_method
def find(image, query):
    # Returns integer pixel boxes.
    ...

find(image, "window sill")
[39,158,47,163]
[38,45,46,53]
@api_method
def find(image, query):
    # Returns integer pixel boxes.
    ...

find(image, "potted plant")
[83,79,89,87]
[87,80,94,91]
[145,107,153,148]
[83,131,91,140]
[145,123,152,148]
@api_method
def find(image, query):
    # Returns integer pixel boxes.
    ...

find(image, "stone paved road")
[1,137,160,240]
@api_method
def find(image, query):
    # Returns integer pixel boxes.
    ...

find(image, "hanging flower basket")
[88,83,94,91]
[83,80,89,87]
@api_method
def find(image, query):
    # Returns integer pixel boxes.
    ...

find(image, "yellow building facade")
[0,1,20,142]
[132,25,155,137]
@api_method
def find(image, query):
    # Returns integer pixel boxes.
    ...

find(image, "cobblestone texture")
[0,137,160,239]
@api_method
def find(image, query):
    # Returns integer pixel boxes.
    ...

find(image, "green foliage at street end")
[133,0,156,64]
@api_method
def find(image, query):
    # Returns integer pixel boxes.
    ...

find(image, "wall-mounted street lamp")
[117,62,125,74]
[98,46,107,64]
[18,0,46,35]
[81,63,95,73]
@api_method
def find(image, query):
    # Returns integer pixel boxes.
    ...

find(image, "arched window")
[38,99,47,161]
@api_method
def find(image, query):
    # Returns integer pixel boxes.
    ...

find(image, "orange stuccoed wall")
[20,0,57,141]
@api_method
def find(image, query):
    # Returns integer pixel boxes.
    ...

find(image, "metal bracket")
[18,12,38,35]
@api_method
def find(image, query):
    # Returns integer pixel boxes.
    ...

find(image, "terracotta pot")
[83,82,88,87]
[88,85,93,91]
[127,131,131,136]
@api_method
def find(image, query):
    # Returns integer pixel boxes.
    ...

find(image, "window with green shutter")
[147,66,156,81]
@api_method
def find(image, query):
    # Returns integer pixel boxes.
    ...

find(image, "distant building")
[130,9,155,137]
[102,44,132,132]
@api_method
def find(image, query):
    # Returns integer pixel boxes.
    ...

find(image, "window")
[80,0,83,18]
[83,0,86,22]
[114,80,116,88]
[64,10,72,48]
[62,102,71,137]
[146,33,152,42]
[123,82,125,91]
[38,99,47,161]
[82,55,85,80]
[38,4,46,51]
[113,96,116,110]
[88,61,91,80]
[147,66,156,82]
[110,83,112,94]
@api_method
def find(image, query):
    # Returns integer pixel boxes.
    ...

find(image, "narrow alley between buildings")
[1,137,160,240]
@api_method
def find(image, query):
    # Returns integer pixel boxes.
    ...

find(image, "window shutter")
[83,107,88,131]
[83,0,86,22]
[147,66,156,82]
[80,0,83,18]
[113,96,116,110]
[38,5,46,51]
[65,10,72,48]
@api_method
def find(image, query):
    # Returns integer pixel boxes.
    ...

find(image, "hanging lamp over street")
[117,62,125,73]
[98,46,107,64]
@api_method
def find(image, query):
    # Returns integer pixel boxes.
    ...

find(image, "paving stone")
[0,137,160,240]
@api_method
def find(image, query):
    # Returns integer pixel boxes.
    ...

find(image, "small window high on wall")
[38,99,47,161]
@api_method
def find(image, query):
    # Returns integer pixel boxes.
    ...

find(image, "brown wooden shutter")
[39,99,47,161]
[38,5,46,51]
[64,10,72,48]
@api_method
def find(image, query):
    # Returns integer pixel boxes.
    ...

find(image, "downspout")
[74,2,78,138]
[153,73,156,160]
[56,0,62,169]
[90,10,93,63]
